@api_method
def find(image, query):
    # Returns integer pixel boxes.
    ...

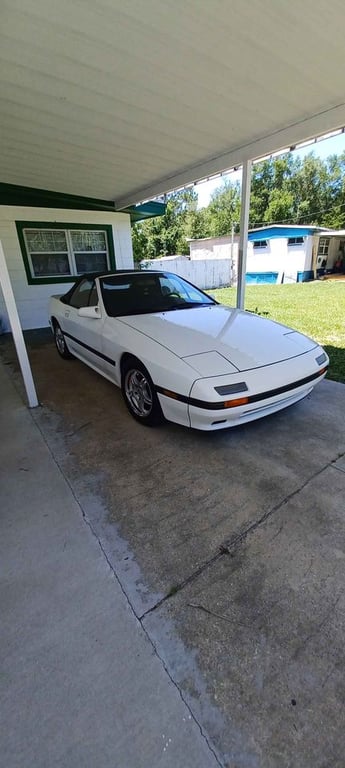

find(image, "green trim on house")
[0,183,166,221]
[125,201,166,222]
[15,221,116,285]
[1,182,116,213]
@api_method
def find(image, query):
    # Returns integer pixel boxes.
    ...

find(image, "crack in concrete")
[141,447,345,620]
[221,449,345,553]
[32,410,225,768]
[332,463,345,474]
[66,420,91,437]
[188,601,250,628]
[139,549,225,621]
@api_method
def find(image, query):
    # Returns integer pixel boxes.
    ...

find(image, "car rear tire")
[53,321,74,359]
[121,357,163,426]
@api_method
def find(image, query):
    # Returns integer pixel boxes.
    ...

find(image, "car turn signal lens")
[162,388,179,399]
[223,396,249,408]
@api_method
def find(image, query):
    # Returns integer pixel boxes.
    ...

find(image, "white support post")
[0,240,39,408]
[236,159,252,309]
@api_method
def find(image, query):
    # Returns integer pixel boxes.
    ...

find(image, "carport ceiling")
[2,0,345,209]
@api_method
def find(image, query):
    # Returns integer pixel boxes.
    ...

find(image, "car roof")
[62,269,166,301]
[97,270,163,278]
[67,269,163,284]
[88,269,164,280]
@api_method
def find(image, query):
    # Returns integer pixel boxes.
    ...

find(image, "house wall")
[189,234,313,284]
[246,237,312,282]
[142,256,232,289]
[0,206,133,331]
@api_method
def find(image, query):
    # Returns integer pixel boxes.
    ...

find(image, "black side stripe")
[64,331,116,367]
[156,367,327,411]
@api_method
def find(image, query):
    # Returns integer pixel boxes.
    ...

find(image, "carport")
[1,2,345,767]
[2,0,345,401]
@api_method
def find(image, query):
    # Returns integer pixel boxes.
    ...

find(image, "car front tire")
[53,321,74,359]
[121,356,163,426]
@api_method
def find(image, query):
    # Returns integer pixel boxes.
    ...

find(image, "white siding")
[0,206,133,331]
[246,238,312,281]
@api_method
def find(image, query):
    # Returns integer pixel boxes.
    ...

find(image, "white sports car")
[49,270,328,431]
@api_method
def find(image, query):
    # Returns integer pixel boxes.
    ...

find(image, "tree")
[263,188,294,224]
[320,152,345,229]
[204,181,241,236]
[250,155,294,226]
[131,188,200,263]
[291,154,330,224]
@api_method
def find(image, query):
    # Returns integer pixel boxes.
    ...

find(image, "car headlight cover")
[316,352,327,366]
[214,382,248,395]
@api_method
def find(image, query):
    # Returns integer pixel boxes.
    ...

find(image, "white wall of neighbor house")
[189,234,315,284]
[141,255,232,289]
[246,237,312,281]
[0,207,133,331]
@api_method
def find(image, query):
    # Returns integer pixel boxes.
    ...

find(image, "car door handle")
[65,311,70,317]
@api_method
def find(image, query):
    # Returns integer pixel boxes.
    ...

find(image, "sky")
[196,131,345,209]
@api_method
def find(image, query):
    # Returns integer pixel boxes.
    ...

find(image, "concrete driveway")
[1,329,345,767]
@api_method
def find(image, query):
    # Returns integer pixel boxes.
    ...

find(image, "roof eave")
[0,183,166,223]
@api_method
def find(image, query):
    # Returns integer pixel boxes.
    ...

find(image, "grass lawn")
[209,280,345,384]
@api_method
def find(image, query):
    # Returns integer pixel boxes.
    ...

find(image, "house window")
[317,237,330,256]
[16,222,115,285]
[253,240,267,248]
[288,237,304,246]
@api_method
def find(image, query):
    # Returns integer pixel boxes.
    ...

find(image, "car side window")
[69,279,95,309]
[89,285,98,306]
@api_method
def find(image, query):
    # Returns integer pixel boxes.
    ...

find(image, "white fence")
[141,257,232,289]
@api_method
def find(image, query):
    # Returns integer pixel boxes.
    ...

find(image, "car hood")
[118,305,318,373]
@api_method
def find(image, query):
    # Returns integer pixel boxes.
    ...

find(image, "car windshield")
[100,272,216,317]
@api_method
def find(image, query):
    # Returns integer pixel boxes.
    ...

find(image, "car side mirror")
[78,306,101,319]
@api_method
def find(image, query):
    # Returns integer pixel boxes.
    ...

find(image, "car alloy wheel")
[121,357,163,426]
[54,322,73,359]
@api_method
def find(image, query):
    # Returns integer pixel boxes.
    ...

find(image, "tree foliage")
[132,152,345,263]
[204,181,241,236]
[132,188,202,263]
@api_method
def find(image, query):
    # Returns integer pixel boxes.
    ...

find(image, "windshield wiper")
[162,301,212,310]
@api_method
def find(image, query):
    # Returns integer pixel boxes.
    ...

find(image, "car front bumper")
[157,347,328,431]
